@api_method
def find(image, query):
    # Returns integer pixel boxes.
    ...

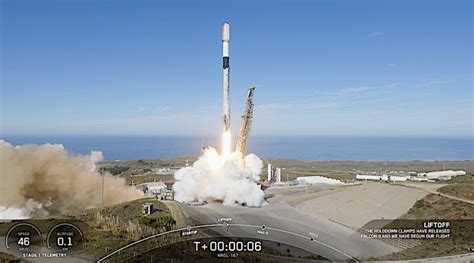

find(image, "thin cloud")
[256,83,397,114]
[135,105,170,112]
[368,31,385,37]
[334,86,371,96]
[415,78,456,88]
[256,100,339,113]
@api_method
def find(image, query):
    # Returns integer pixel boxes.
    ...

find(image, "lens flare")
[222,131,232,157]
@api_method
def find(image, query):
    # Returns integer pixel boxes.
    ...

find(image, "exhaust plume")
[173,147,266,207]
[0,140,143,219]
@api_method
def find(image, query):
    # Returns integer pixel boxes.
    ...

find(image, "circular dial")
[46,223,84,252]
[5,223,43,252]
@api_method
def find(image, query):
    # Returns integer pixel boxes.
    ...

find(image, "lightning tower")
[235,86,256,155]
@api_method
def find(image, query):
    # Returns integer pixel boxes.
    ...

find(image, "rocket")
[222,22,231,133]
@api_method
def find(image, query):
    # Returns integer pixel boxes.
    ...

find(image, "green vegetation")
[443,174,474,183]
[0,252,18,261]
[413,199,432,209]
[0,198,178,260]
[72,199,177,259]
[125,174,174,185]
[99,157,196,171]
[438,179,474,201]
[102,166,130,175]
[402,194,474,219]
[138,215,175,232]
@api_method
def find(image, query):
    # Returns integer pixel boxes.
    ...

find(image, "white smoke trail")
[173,147,266,207]
[0,140,143,219]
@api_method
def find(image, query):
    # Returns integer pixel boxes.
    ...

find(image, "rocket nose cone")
[222,22,230,41]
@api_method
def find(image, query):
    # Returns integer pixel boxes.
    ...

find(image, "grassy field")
[0,198,178,261]
[439,185,474,201]
[125,174,174,185]
[437,176,474,201]
[0,251,17,261]
[69,198,178,259]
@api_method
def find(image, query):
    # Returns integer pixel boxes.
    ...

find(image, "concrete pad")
[296,182,427,229]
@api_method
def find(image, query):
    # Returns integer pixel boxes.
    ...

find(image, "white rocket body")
[222,22,230,133]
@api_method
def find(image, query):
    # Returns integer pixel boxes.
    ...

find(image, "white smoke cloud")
[0,199,49,220]
[173,147,266,207]
[0,140,143,219]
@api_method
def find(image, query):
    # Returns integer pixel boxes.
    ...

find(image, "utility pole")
[101,168,104,210]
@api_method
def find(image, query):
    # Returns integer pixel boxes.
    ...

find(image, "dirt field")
[295,182,428,229]
[438,183,474,201]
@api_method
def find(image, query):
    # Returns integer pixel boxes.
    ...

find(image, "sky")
[1,0,472,138]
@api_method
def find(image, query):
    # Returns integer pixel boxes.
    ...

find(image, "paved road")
[180,185,400,261]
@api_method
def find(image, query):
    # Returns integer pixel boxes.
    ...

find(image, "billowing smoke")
[0,140,143,219]
[173,147,266,207]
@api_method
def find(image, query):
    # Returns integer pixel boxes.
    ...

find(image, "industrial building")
[157,187,174,201]
[355,170,467,182]
[142,203,154,215]
[141,181,175,200]
[267,163,282,184]
[143,182,167,196]
[355,174,408,182]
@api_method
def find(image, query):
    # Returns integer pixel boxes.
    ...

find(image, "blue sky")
[1,0,472,137]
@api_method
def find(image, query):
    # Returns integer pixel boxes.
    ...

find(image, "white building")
[388,175,408,182]
[426,170,466,181]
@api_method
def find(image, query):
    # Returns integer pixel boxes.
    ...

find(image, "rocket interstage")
[222,22,230,133]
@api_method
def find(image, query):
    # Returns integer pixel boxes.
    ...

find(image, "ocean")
[1,136,472,161]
